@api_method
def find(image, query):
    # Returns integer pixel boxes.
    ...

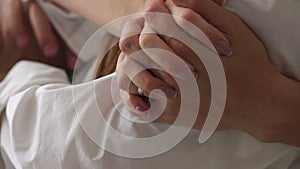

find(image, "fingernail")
[159,85,177,99]
[16,35,29,48]
[215,40,233,56]
[43,44,58,57]
[136,105,147,112]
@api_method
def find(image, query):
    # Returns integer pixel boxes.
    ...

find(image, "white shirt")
[0,0,300,168]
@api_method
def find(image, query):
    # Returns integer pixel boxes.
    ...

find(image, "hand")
[118,0,300,146]
[1,0,58,57]
[117,0,230,112]
[0,0,79,79]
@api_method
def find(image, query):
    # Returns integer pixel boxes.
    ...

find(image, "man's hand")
[0,0,79,80]
[1,0,58,57]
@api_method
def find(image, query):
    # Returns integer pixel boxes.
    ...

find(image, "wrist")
[266,72,300,146]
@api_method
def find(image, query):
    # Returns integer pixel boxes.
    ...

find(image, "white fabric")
[224,0,300,80]
[36,0,99,59]
[0,0,300,168]
[0,61,299,169]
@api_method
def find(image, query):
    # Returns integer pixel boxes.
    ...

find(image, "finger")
[117,53,143,95]
[29,3,59,57]
[3,0,30,48]
[151,69,177,87]
[140,23,198,80]
[119,17,144,55]
[119,56,178,99]
[166,1,233,56]
[117,55,150,112]
[145,0,232,56]
[171,0,242,31]
[119,90,150,113]
[129,93,150,112]
[119,18,165,78]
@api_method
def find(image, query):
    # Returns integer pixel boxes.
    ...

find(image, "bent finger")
[167,1,232,56]
[3,0,29,48]
[119,17,144,55]
[140,24,197,80]
[29,3,58,57]
[119,56,178,99]
[171,0,242,32]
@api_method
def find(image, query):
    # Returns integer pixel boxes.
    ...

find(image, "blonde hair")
[94,43,121,78]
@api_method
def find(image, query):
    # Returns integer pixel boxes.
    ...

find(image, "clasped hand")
[116,0,300,146]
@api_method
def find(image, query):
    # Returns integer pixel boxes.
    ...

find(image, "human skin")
[0,12,69,78]
[0,0,79,78]
[117,0,300,147]
[1,0,58,56]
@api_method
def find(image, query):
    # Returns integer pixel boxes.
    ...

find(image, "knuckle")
[142,76,157,92]
[168,37,181,49]
[117,52,126,63]
[145,1,161,13]
[139,34,154,49]
[205,28,218,41]
[180,8,195,22]
[120,37,134,53]
[142,78,153,92]
[117,74,130,91]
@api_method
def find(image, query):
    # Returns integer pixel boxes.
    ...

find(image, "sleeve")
[0,61,107,168]
[0,61,73,168]
[0,61,70,113]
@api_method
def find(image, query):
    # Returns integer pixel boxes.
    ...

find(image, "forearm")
[52,0,145,27]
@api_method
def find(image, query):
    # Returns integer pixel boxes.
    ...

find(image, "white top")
[0,0,299,168]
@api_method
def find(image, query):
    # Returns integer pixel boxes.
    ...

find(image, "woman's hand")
[117,0,300,146]
[117,0,230,112]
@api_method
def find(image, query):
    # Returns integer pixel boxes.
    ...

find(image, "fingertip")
[135,105,147,112]
[16,35,29,48]
[43,43,59,57]
[129,94,150,112]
